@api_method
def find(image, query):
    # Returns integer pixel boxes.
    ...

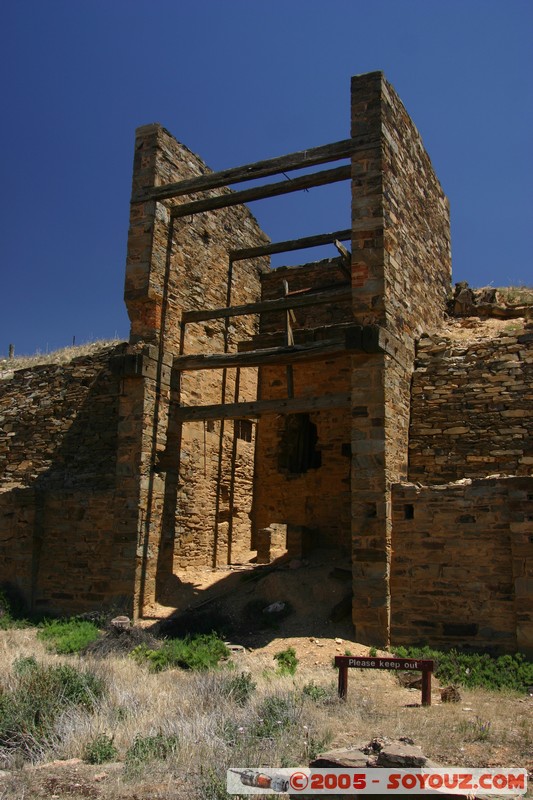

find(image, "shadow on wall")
[0,344,133,616]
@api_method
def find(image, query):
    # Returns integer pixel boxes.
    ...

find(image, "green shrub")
[392,646,533,692]
[302,681,330,703]
[221,672,256,706]
[130,633,229,672]
[0,660,105,761]
[306,730,334,760]
[274,647,298,676]
[12,656,38,677]
[83,733,118,764]
[126,732,179,766]
[37,618,101,654]
[252,693,301,739]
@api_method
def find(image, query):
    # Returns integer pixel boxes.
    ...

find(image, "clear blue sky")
[1,0,532,357]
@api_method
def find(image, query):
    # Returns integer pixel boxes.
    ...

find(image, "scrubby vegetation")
[0,621,530,798]
[83,733,118,765]
[37,618,102,654]
[393,645,533,692]
[130,633,230,672]
[0,657,105,765]
[273,646,299,676]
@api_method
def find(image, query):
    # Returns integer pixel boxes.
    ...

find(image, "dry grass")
[0,339,124,377]
[0,629,531,799]
[495,285,533,307]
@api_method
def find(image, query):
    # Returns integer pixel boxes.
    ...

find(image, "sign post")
[334,655,434,706]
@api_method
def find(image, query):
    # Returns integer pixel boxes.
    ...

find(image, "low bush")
[83,733,118,764]
[393,646,533,692]
[302,681,330,703]
[0,660,105,762]
[274,646,298,676]
[221,672,256,706]
[37,618,101,654]
[130,633,229,672]
[125,732,179,766]
[252,692,302,739]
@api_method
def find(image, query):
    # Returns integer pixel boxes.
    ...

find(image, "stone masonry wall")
[0,344,137,614]
[252,259,353,555]
[391,477,533,656]
[409,322,533,484]
[349,72,451,646]
[124,125,269,613]
[253,359,352,554]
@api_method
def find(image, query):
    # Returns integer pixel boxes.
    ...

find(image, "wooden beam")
[172,324,396,373]
[170,165,351,219]
[237,321,357,352]
[173,340,357,372]
[174,393,351,423]
[230,228,352,262]
[182,285,351,324]
[134,139,357,202]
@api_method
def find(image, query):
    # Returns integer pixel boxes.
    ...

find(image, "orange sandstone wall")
[252,259,353,556]
[409,325,533,484]
[123,125,269,613]
[391,477,533,656]
[0,345,136,614]
[349,72,451,646]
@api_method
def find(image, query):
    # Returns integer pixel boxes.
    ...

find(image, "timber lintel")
[181,285,352,325]
[173,324,390,374]
[173,392,352,423]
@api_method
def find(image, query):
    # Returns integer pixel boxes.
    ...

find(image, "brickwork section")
[253,359,352,555]
[124,125,269,613]
[391,477,533,656]
[409,323,533,484]
[0,345,124,490]
[349,72,451,646]
[252,258,353,556]
[125,124,269,350]
[0,344,137,614]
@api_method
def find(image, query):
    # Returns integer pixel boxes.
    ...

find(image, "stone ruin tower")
[1,72,531,654]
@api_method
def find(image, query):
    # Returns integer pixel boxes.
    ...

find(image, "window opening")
[278,413,321,474]
[235,419,253,442]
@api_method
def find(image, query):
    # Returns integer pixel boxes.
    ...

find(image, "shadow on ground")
[146,549,355,649]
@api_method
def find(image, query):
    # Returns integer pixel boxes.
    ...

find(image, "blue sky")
[1,0,532,357]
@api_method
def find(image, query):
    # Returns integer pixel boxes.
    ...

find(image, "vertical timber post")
[338,662,348,700]
[421,667,432,707]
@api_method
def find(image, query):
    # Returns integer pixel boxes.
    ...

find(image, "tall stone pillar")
[349,73,451,647]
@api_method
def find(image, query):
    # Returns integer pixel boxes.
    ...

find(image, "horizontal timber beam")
[173,326,385,372]
[230,228,352,262]
[170,165,351,219]
[182,285,351,325]
[174,393,351,423]
[134,139,357,202]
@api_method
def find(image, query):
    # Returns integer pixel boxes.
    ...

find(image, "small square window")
[235,419,253,442]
